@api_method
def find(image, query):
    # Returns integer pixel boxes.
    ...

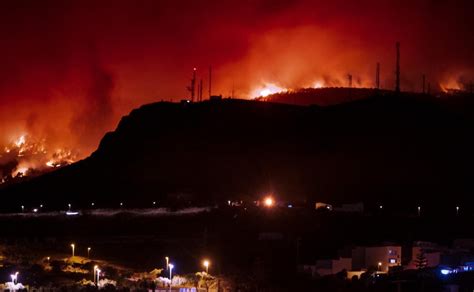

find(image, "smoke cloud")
[0,0,473,158]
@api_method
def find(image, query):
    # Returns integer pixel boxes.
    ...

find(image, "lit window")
[389,258,397,264]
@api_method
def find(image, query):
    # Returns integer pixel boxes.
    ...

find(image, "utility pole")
[208,66,212,98]
[348,74,353,101]
[422,74,426,94]
[395,42,401,94]
[376,63,380,90]
[187,68,197,101]
[197,79,201,102]
[199,79,203,101]
[231,80,235,99]
[192,68,196,102]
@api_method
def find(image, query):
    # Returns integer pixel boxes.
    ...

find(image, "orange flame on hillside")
[0,134,78,183]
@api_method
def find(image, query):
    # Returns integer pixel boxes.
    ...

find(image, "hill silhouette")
[1,92,474,212]
[258,87,392,106]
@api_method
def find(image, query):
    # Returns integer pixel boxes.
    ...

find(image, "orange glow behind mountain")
[0,0,472,164]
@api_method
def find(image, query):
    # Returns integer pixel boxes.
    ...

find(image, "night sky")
[0,0,473,155]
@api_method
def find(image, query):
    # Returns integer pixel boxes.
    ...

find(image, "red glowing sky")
[0,0,473,156]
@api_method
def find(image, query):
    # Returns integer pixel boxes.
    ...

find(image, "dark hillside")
[1,94,473,212]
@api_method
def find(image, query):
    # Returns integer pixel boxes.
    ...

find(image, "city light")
[70,243,75,257]
[169,263,174,287]
[441,269,451,275]
[93,265,98,284]
[87,247,91,258]
[10,272,18,284]
[165,256,169,270]
[203,259,210,274]
[96,268,101,284]
[264,196,274,207]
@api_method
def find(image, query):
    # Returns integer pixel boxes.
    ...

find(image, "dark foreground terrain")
[0,206,474,291]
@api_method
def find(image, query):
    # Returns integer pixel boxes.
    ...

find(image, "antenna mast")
[422,74,426,94]
[376,63,380,90]
[395,42,401,93]
[208,66,212,98]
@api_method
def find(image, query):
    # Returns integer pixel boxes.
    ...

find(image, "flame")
[440,79,462,93]
[313,81,324,89]
[12,165,29,178]
[1,134,78,182]
[252,83,287,98]
[14,135,26,147]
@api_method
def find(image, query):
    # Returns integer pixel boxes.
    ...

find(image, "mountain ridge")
[1,93,473,212]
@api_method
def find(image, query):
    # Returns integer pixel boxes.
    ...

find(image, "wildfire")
[440,79,462,93]
[12,166,29,178]
[313,81,324,89]
[14,135,26,147]
[0,134,78,183]
[252,83,287,98]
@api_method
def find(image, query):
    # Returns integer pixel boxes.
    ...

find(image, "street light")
[70,243,75,257]
[168,264,174,286]
[417,206,421,217]
[165,256,169,270]
[203,259,210,274]
[87,247,91,258]
[10,272,18,284]
[68,203,72,211]
[264,196,274,207]
[378,262,382,271]
[93,265,98,284]
[456,206,460,216]
[96,268,101,285]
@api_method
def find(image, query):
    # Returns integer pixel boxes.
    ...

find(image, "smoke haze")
[0,0,473,156]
